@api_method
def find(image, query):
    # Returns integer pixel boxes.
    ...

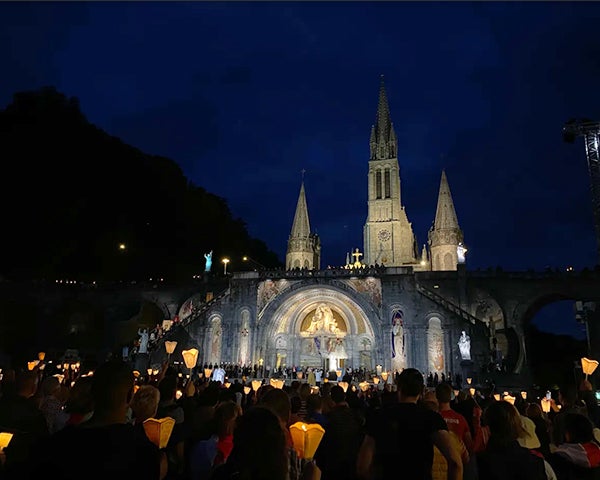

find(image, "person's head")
[559,385,578,407]
[421,388,439,410]
[435,382,452,404]
[564,413,595,444]
[306,394,322,414]
[397,368,424,400]
[130,385,160,424]
[157,375,177,402]
[290,395,302,415]
[260,388,291,427]
[330,385,346,404]
[91,359,134,417]
[214,400,242,437]
[229,406,288,480]
[65,376,94,415]
[526,402,543,420]
[299,383,311,400]
[15,371,39,398]
[483,400,525,445]
[41,376,61,397]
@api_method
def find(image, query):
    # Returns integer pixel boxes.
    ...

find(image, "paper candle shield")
[204,368,213,379]
[182,348,199,369]
[338,381,348,392]
[381,371,389,382]
[38,352,46,361]
[289,422,325,460]
[503,394,515,405]
[0,432,13,450]
[541,398,551,413]
[143,417,176,449]
[164,341,177,355]
[581,357,599,376]
[251,380,262,392]
[243,386,251,395]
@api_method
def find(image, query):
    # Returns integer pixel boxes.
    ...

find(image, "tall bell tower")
[363,76,418,266]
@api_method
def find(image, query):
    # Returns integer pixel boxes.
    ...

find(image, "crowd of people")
[0,358,599,480]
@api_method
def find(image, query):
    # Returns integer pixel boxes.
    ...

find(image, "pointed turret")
[286,180,321,270]
[290,182,311,239]
[433,170,460,230]
[370,76,397,160]
[428,170,464,271]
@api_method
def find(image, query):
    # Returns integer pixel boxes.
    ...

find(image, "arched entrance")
[256,286,378,372]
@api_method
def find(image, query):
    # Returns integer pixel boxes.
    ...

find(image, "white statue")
[458,330,471,360]
[137,328,149,354]
[204,250,213,272]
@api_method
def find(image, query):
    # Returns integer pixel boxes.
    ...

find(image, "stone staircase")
[416,283,481,326]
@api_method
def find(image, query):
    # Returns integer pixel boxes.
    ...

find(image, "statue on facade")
[204,250,213,272]
[306,303,340,334]
[137,328,149,354]
[458,330,471,360]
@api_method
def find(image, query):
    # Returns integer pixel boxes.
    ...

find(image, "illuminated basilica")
[175,78,481,376]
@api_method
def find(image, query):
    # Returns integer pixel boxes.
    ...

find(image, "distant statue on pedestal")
[204,251,213,272]
[138,328,149,354]
[458,330,471,360]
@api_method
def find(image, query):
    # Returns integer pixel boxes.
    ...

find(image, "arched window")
[384,169,391,198]
[376,171,382,199]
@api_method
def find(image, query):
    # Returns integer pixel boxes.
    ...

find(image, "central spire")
[370,75,397,160]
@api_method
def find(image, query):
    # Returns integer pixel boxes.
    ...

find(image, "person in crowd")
[0,370,48,479]
[477,401,555,480]
[157,374,186,479]
[315,385,364,480]
[209,406,290,480]
[305,394,328,429]
[527,402,552,459]
[39,376,68,434]
[356,368,462,480]
[130,384,160,425]
[189,400,242,479]
[553,385,589,446]
[63,376,94,426]
[31,359,166,480]
[436,383,474,453]
[548,413,600,480]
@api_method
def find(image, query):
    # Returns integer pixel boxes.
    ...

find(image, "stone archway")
[256,286,378,372]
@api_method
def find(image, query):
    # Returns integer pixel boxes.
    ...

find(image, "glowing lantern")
[503,394,516,405]
[133,370,140,378]
[323,378,329,383]
[204,368,213,380]
[224,382,231,389]
[541,398,551,413]
[270,378,278,388]
[175,390,183,400]
[493,393,501,401]
[143,417,176,449]
[381,371,389,382]
[27,361,39,371]
[466,377,472,385]
[336,370,342,379]
[469,387,476,396]
[133,385,140,394]
[274,379,284,389]
[147,368,153,376]
[373,377,380,385]
[376,365,382,375]
[38,352,46,361]
[296,371,303,379]
[181,348,199,373]
[454,390,459,398]
[165,341,177,362]
[0,432,14,450]
[243,386,251,395]
[152,369,159,376]
[63,363,69,371]
[252,380,262,392]
[338,381,349,392]
[53,374,64,384]
[289,422,325,460]
[359,381,369,392]
[581,357,599,379]
[521,391,527,400]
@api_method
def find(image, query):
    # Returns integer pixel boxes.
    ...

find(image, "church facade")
[179,79,480,376]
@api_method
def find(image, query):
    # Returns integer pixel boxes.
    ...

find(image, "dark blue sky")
[2,2,599,338]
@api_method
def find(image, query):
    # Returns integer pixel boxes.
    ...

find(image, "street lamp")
[222,258,230,275]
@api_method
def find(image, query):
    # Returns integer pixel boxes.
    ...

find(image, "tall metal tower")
[563,119,600,264]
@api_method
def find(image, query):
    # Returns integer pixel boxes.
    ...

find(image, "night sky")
[2,2,599,338]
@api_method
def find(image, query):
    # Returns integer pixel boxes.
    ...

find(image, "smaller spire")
[433,170,460,230]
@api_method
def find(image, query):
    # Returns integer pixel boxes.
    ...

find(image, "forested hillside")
[0,87,281,282]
